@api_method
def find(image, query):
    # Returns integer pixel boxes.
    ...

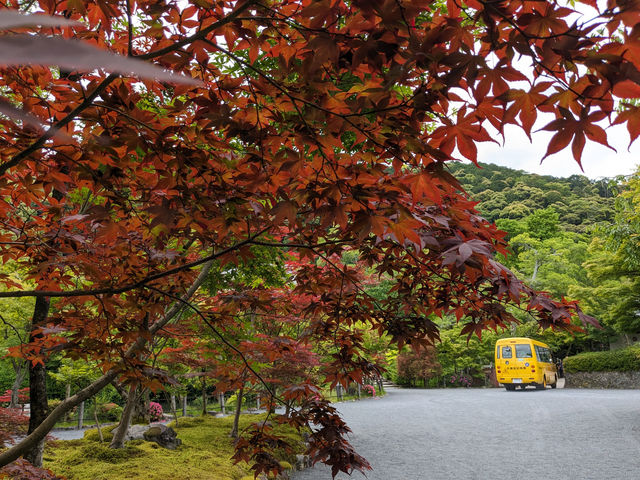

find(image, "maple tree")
[0,0,639,477]
[397,346,441,387]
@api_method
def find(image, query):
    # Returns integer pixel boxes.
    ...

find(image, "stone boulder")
[142,423,182,450]
[123,424,149,442]
[113,423,182,449]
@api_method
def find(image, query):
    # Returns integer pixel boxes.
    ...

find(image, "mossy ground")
[43,415,306,480]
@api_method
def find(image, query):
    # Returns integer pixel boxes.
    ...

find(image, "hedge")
[564,346,640,373]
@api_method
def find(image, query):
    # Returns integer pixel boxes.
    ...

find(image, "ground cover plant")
[1,0,640,478]
[42,415,305,480]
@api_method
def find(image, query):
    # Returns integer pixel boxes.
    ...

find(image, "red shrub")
[0,459,65,479]
[0,407,28,448]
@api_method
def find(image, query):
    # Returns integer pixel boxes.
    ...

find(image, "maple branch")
[205,38,416,194]
[89,103,160,132]
[305,245,387,318]
[478,0,611,105]
[0,73,118,175]
[0,313,27,344]
[125,0,133,57]
[248,238,353,249]
[145,285,280,405]
[207,40,415,120]
[135,1,256,62]
[0,227,269,298]
[0,0,256,176]
[394,0,415,41]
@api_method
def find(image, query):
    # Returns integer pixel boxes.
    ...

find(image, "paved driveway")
[293,387,640,480]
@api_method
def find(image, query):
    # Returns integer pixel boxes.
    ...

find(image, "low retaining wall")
[565,370,640,389]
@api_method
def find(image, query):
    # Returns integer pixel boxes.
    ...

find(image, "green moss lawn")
[43,415,305,480]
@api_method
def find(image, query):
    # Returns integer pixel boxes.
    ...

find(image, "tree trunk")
[93,398,104,442]
[64,383,72,421]
[24,296,50,467]
[9,359,27,408]
[218,392,225,415]
[170,394,176,414]
[170,394,178,427]
[112,375,148,425]
[357,383,361,399]
[132,388,150,424]
[230,386,244,439]
[182,394,188,417]
[111,380,128,400]
[77,401,85,429]
[531,256,540,284]
[201,377,207,416]
[110,384,137,449]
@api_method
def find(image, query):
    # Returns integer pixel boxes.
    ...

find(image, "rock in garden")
[142,423,182,449]
[123,424,148,442]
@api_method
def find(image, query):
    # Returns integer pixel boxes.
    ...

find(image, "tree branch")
[0,0,256,176]
[0,228,268,299]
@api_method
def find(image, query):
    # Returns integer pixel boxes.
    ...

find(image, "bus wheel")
[551,376,557,389]
[505,384,516,391]
[536,377,547,390]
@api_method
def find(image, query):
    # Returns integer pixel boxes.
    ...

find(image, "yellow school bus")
[495,337,558,391]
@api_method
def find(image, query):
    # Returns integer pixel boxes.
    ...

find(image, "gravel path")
[293,387,640,480]
[49,428,91,440]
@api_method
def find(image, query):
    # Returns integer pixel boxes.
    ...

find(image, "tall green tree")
[571,172,640,337]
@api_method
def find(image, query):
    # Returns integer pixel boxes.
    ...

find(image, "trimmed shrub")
[564,346,640,373]
[97,402,123,422]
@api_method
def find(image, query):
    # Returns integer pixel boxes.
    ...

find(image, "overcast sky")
[473,122,640,180]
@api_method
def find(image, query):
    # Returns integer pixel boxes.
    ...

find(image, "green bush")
[46,398,63,416]
[97,402,123,422]
[564,346,640,373]
[83,424,116,442]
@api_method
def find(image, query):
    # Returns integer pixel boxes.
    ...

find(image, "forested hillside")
[449,162,620,232]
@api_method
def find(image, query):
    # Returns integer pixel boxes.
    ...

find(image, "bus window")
[535,346,551,363]
[502,346,512,358]
[515,344,532,358]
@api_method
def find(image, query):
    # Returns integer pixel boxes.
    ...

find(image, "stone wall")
[564,370,640,389]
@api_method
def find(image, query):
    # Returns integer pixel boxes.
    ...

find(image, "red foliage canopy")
[0,0,636,475]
